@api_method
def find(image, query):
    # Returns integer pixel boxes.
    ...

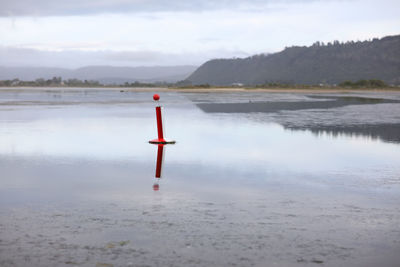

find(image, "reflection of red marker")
[153,183,160,191]
[149,94,176,144]
[155,144,164,178]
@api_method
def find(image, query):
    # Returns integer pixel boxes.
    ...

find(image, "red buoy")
[153,94,160,101]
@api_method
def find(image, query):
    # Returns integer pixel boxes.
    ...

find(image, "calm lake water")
[0,88,399,267]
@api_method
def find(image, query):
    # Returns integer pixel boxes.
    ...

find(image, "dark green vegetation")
[186,35,400,86]
[0,77,170,88]
[0,77,395,90]
[0,77,100,87]
[338,79,387,88]
[173,79,394,90]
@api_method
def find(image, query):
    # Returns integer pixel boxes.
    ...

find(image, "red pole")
[149,94,175,144]
[155,106,164,140]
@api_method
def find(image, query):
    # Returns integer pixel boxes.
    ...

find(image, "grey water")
[0,88,399,267]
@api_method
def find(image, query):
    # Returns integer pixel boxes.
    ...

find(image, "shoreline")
[0,86,400,93]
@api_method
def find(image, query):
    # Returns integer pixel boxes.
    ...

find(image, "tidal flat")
[0,88,399,267]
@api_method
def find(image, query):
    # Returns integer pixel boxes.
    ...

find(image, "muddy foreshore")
[0,88,399,267]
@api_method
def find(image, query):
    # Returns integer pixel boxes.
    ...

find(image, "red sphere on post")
[153,94,160,101]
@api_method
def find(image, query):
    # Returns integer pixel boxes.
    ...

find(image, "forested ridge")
[187,35,400,86]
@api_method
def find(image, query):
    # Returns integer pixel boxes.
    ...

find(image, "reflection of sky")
[1,94,400,179]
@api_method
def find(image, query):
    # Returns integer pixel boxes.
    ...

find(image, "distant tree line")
[0,77,394,89]
[122,81,171,88]
[338,79,388,88]
[0,77,101,87]
[0,77,171,88]
[174,79,394,89]
[309,39,379,47]
[252,79,390,89]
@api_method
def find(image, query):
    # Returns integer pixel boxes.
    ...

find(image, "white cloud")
[0,0,316,16]
[0,0,398,67]
[0,46,250,67]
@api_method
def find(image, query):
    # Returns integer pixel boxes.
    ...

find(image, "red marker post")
[149,94,176,144]
[149,94,176,191]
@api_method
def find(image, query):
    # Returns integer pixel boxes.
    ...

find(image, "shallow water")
[0,89,399,267]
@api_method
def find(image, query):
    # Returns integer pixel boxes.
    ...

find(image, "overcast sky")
[0,0,399,67]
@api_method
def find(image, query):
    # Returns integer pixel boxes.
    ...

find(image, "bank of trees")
[187,35,400,86]
[0,77,394,89]
[0,77,101,87]
[338,79,387,88]
[0,76,177,87]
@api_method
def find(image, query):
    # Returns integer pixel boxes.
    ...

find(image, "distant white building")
[231,82,244,87]
[11,79,19,86]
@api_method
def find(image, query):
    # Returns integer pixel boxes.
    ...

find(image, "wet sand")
[0,88,399,267]
[195,95,400,143]
[197,95,400,113]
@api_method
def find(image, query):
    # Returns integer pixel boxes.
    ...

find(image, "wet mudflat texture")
[195,92,400,143]
[0,88,400,267]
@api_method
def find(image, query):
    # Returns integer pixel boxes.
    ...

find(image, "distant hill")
[187,35,400,86]
[0,65,197,84]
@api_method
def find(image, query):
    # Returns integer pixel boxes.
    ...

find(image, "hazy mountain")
[0,65,197,84]
[187,35,400,85]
